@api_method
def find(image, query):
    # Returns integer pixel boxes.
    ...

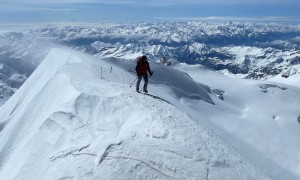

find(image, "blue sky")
[0,0,299,24]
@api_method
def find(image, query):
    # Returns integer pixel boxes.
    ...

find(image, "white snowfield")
[0,48,299,180]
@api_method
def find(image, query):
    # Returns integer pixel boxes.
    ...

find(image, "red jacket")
[135,56,151,76]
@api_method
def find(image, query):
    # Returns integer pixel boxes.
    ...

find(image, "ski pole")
[129,77,138,88]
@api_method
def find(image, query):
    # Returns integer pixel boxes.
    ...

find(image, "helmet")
[142,55,147,61]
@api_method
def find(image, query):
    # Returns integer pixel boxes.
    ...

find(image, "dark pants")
[136,74,148,92]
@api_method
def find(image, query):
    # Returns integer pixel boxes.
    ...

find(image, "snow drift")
[0,48,271,180]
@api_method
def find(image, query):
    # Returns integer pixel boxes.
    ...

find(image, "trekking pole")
[129,77,138,88]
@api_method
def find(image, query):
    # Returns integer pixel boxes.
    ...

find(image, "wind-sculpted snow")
[0,48,272,180]
[0,21,299,178]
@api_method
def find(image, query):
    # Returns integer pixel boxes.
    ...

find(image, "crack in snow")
[105,155,179,180]
[50,145,90,161]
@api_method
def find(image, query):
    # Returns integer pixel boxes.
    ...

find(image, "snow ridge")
[0,48,272,180]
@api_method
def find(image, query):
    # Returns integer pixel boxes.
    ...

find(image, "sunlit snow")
[1,48,291,179]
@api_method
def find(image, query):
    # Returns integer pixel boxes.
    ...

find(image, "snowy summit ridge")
[0,48,273,180]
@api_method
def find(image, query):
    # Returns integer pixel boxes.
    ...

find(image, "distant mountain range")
[1,21,300,105]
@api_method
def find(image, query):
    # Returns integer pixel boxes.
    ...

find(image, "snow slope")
[175,63,300,179]
[0,48,272,180]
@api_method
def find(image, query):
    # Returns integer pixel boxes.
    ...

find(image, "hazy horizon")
[0,1,300,25]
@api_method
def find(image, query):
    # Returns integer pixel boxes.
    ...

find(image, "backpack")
[137,56,148,75]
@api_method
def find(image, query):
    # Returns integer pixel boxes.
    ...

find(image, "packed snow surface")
[0,48,299,179]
